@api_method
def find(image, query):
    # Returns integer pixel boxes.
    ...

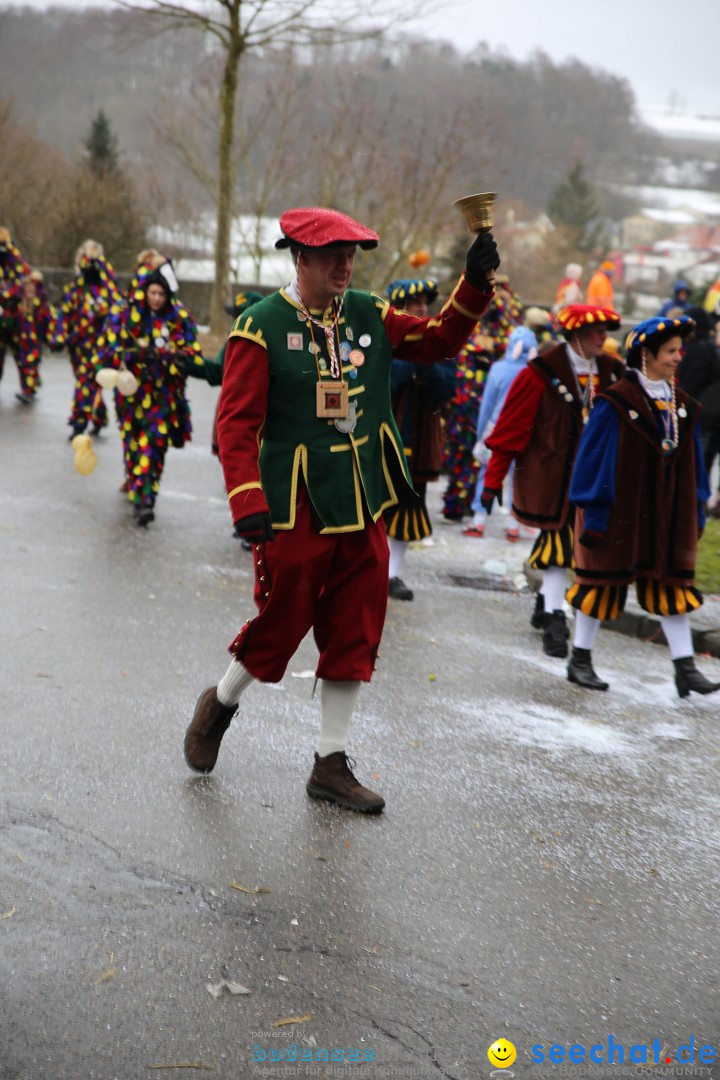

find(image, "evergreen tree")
[46,112,146,270]
[547,162,605,255]
[84,110,119,176]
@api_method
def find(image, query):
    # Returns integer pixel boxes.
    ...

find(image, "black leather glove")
[464,231,501,288]
[234,512,275,542]
[480,487,502,515]
[579,529,606,549]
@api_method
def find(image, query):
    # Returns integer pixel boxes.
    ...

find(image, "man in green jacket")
[184,206,500,812]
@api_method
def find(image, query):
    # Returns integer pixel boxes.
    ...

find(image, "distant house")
[623,248,672,288]
[622,219,720,291]
[149,213,291,288]
[497,209,554,255]
[622,209,702,248]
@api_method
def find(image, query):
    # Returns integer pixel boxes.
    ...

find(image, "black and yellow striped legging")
[567,579,703,621]
[528,523,575,571]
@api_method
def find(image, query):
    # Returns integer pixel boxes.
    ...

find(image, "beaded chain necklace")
[641,353,678,455]
[569,337,597,419]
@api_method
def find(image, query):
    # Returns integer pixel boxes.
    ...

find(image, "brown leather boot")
[184,687,237,773]
[306,752,385,813]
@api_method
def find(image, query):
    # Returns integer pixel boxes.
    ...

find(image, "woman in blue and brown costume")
[567,315,720,698]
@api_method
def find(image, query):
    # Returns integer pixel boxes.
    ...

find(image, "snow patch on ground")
[456,697,638,758]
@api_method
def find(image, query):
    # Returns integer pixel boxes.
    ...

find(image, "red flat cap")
[557,304,621,332]
[275,207,379,250]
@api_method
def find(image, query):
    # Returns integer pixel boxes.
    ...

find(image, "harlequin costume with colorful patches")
[481,304,623,658]
[11,271,61,404]
[0,227,31,392]
[184,206,499,814]
[566,316,720,698]
[383,278,456,601]
[58,242,124,436]
[441,276,523,520]
[96,260,201,525]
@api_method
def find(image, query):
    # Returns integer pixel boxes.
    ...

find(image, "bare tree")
[278,67,482,289]
[232,47,309,281]
[0,101,70,263]
[116,0,422,332]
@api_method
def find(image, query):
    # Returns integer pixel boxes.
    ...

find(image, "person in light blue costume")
[463,325,538,540]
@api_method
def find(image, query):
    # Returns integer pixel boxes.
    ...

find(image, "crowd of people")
[0,230,203,525]
[3,215,720,812]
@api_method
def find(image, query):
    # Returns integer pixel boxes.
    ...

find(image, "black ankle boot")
[673,656,720,698]
[137,504,155,527]
[567,647,609,691]
[530,592,548,630]
[543,610,569,658]
[389,576,413,601]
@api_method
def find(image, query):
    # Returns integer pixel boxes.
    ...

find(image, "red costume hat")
[557,304,621,333]
[275,207,379,250]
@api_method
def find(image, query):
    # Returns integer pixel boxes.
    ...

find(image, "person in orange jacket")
[586,260,615,308]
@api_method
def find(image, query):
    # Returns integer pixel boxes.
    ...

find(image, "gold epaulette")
[228,313,267,350]
[372,293,390,322]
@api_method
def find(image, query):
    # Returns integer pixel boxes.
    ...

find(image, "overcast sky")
[410,0,720,115]
[11,0,720,115]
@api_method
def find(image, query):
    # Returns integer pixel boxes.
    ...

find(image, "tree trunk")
[210,35,241,335]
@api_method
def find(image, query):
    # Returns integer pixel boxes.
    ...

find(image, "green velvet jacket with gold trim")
[216,276,491,533]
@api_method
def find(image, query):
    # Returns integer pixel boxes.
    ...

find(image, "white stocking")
[660,614,693,660]
[574,611,601,651]
[541,566,567,613]
[317,680,360,758]
[216,660,255,706]
[388,537,407,579]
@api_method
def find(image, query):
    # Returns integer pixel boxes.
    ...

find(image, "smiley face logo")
[488,1039,516,1069]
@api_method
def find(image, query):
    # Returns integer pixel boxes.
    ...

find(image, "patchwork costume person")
[58,241,124,437]
[0,227,31,395]
[184,206,500,812]
[480,304,623,657]
[567,316,720,698]
[96,260,201,525]
[441,277,523,521]
[12,271,61,404]
[383,278,456,601]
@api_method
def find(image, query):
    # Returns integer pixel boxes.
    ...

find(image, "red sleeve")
[379,275,493,364]
[216,335,270,525]
[483,366,546,491]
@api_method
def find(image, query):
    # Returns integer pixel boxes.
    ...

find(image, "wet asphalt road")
[2,356,720,1080]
